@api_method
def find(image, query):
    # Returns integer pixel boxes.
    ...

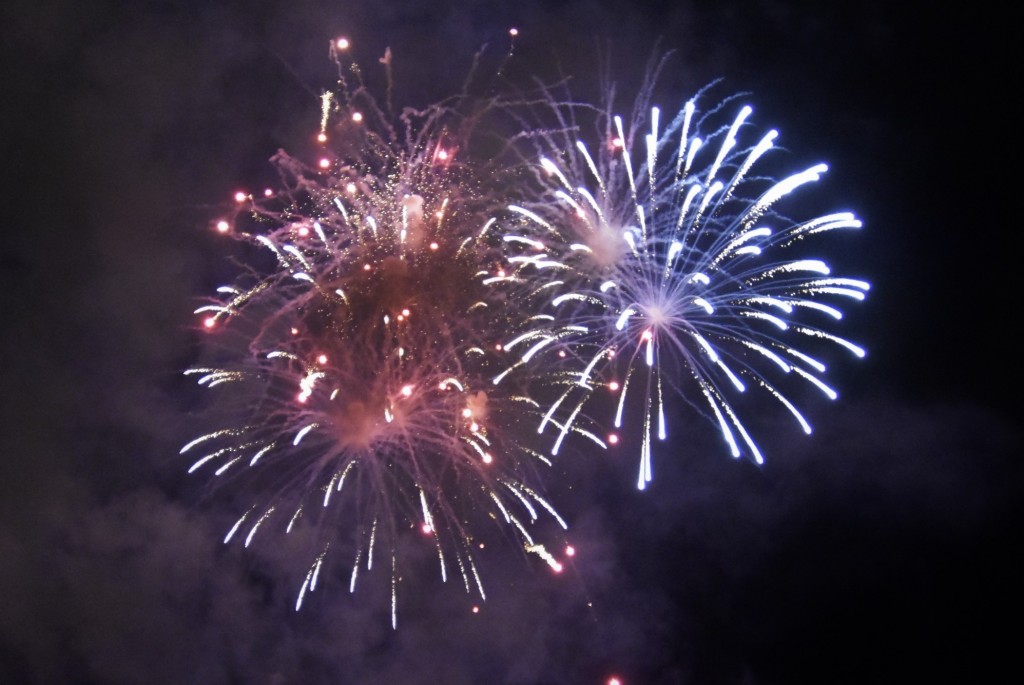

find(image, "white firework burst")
[495,79,869,489]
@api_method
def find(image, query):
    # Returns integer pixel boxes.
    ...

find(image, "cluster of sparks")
[184,36,868,626]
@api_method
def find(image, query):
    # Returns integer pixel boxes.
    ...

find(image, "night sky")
[1,1,1017,684]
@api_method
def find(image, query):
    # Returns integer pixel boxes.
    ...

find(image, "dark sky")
[1,1,1017,684]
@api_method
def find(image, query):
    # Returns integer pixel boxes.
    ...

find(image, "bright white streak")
[794,327,866,357]
[676,182,702,231]
[576,187,604,222]
[665,241,683,277]
[539,389,570,434]
[708,105,751,185]
[293,424,315,446]
[675,100,695,176]
[807,287,867,300]
[743,297,793,313]
[540,157,571,189]
[614,367,633,428]
[657,374,666,441]
[323,472,339,507]
[509,205,558,234]
[713,227,772,266]
[576,141,605,192]
[282,245,312,270]
[286,507,302,534]
[788,212,862,239]
[786,347,827,373]
[245,508,274,548]
[188,447,231,474]
[694,181,723,229]
[223,511,250,544]
[716,359,746,392]
[739,340,791,372]
[691,332,720,362]
[313,221,329,245]
[793,366,838,399]
[693,297,714,314]
[552,293,592,306]
[295,572,311,611]
[791,300,843,319]
[742,310,789,330]
[759,380,812,434]
[180,429,237,454]
[551,400,585,456]
[249,443,273,466]
[577,348,611,388]
[701,382,740,457]
[521,336,555,363]
[419,489,435,534]
[214,456,241,476]
[747,164,828,225]
[615,307,637,330]
[310,554,324,591]
[332,197,349,222]
[503,235,546,250]
[690,273,710,285]
[193,305,234,315]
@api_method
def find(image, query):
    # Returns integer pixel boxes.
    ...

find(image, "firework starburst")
[185,40,570,626]
[495,78,869,488]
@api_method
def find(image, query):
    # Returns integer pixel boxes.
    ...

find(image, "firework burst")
[185,40,570,627]
[184,38,871,624]
[495,75,869,489]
